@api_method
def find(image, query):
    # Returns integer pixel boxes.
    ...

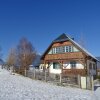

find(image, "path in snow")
[0,67,98,100]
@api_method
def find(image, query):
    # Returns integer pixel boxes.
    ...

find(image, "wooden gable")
[43,41,85,61]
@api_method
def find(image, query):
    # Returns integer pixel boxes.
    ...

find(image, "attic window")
[48,45,80,54]
[65,46,69,52]
[69,46,72,52]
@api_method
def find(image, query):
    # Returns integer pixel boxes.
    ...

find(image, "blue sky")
[0,0,100,60]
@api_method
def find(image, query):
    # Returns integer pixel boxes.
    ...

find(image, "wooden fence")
[25,68,80,87]
[6,67,93,90]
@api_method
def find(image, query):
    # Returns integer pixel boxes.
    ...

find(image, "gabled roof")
[41,33,99,61]
[53,33,74,43]
[53,33,69,43]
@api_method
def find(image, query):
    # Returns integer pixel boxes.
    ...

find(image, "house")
[29,54,41,70]
[32,54,41,68]
[40,33,98,76]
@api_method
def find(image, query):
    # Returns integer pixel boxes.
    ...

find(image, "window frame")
[48,45,80,54]
[53,62,61,69]
[70,61,76,68]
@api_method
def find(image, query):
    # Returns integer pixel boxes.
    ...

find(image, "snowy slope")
[0,67,98,100]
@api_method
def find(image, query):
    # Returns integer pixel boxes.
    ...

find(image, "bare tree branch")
[17,37,36,71]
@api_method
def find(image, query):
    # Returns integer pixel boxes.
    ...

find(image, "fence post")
[45,70,47,81]
[33,67,36,79]
[60,73,62,84]
[78,75,81,88]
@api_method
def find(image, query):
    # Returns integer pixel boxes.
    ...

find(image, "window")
[62,46,65,53]
[56,47,59,53]
[56,46,65,53]
[70,61,76,68]
[48,45,80,54]
[52,48,54,54]
[59,47,62,53]
[53,62,60,69]
[56,47,58,53]
[52,48,56,54]
[69,46,72,52]
[65,46,69,52]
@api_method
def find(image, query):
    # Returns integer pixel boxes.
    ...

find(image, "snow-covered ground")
[0,67,99,100]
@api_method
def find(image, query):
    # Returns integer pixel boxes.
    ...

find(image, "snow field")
[0,67,98,100]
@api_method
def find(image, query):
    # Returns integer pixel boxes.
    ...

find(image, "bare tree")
[17,37,36,74]
[6,48,16,71]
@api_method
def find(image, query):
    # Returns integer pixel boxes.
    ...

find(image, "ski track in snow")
[0,68,98,100]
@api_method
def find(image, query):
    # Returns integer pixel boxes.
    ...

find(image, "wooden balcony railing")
[44,52,84,60]
[62,69,86,76]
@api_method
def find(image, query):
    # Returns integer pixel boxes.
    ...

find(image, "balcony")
[44,52,84,60]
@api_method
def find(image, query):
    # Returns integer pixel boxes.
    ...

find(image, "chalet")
[40,33,98,76]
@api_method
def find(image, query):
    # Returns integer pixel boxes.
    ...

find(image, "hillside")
[0,67,99,100]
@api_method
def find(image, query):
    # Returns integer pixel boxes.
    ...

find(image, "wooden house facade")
[40,33,98,76]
